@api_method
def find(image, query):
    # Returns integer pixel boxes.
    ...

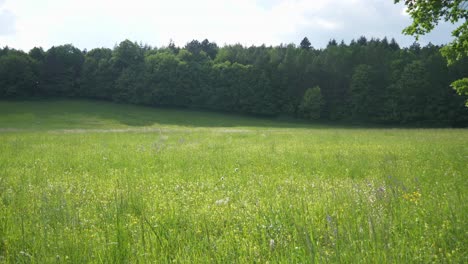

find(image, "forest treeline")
[1,37,467,126]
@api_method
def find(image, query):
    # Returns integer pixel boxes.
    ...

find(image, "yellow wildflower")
[402,191,421,204]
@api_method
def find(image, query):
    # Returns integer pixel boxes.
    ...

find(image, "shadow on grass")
[0,99,315,129]
[0,99,448,130]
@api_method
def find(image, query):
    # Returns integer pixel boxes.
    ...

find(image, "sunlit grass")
[0,100,467,263]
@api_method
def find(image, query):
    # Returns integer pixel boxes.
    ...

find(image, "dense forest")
[1,37,467,126]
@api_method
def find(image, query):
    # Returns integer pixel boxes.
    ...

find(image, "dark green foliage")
[113,40,144,70]
[327,39,338,47]
[201,39,219,60]
[80,48,114,99]
[0,37,467,126]
[395,61,431,122]
[0,49,38,97]
[298,86,323,120]
[29,47,45,62]
[395,0,468,106]
[167,40,180,54]
[300,37,312,50]
[389,38,400,50]
[41,44,84,96]
[350,64,375,120]
[144,52,180,106]
[357,36,368,46]
[452,78,468,106]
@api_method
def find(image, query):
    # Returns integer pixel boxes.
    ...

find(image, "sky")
[0,0,458,51]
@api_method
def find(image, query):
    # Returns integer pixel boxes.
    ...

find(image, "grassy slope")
[0,100,467,263]
[0,99,320,130]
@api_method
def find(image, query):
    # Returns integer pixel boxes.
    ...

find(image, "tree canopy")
[1,37,467,126]
[395,0,468,102]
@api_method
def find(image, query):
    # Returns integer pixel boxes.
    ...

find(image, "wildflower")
[215,197,230,206]
[269,239,275,250]
[402,191,421,204]
[19,251,32,258]
[376,186,387,200]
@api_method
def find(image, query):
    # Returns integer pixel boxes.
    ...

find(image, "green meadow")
[0,100,466,263]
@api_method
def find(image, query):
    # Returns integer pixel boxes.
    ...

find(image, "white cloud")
[0,0,457,51]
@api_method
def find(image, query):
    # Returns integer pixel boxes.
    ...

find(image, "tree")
[29,47,45,63]
[185,40,202,55]
[327,39,338,47]
[114,66,146,104]
[389,38,400,50]
[167,39,180,54]
[349,64,375,120]
[42,44,84,96]
[0,35,467,126]
[396,60,431,123]
[298,86,323,120]
[357,36,368,46]
[80,48,114,98]
[395,0,468,102]
[0,50,37,97]
[113,40,144,70]
[201,39,219,59]
[300,37,312,50]
[144,52,180,106]
[451,78,468,106]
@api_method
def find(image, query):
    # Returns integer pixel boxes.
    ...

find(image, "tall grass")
[0,100,466,263]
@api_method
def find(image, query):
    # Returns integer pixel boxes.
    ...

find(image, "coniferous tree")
[300,37,312,50]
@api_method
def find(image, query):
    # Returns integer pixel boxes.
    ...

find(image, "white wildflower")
[215,197,230,206]
[269,239,275,250]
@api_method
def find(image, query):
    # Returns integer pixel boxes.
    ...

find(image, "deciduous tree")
[395,0,468,102]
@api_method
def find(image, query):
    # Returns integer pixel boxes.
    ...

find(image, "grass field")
[0,100,467,263]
